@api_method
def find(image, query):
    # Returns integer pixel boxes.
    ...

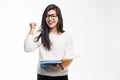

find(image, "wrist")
[29,29,35,35]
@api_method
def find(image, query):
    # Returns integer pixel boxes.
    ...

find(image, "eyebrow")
[46,14,56,15]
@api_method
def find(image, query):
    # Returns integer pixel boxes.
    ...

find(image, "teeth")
[49,23,53,25]
[48,22,54,25]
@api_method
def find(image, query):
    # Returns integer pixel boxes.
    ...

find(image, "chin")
[49,25,56,29]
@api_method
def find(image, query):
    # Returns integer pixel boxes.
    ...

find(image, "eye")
[46,14,57,20]
[47,14,56,16]
[52,15,57,17]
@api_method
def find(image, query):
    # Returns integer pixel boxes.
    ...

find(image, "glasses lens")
[46,14,57,19]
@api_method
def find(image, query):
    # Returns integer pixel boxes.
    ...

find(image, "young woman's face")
[46,9,58,29]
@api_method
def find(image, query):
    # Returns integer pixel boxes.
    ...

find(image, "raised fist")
[29,22,36,29]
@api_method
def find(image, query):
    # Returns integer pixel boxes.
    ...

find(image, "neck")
[50,27,58,34]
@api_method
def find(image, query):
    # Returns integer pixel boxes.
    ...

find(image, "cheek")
[45,20,49,24]
[55,19,59,24]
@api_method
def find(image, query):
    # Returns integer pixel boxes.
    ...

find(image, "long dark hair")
[35,4,64,51]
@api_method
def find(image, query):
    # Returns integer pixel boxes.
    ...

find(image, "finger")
[30,22,36,26]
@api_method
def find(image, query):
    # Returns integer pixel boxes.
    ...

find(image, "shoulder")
[63,31,72,37]
[62,31,73,40]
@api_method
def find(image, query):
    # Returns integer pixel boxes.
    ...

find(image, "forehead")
[47,10,56,15]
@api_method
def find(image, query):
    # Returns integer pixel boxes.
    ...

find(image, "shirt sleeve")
[24,29,41,52]
[63,32,75,59]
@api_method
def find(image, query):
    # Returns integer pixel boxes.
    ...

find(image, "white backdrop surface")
[0,0,120,80]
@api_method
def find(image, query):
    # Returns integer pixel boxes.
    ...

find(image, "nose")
[48,17,52,20]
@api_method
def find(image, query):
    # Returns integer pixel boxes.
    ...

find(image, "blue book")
[40,60,62,68]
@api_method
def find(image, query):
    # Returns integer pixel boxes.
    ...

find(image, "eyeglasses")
[46,14,57,20]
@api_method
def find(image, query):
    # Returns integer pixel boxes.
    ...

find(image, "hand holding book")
[45,64,64,70]
[40,60,64,70]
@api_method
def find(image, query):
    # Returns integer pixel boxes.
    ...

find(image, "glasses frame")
[46,14,58,20]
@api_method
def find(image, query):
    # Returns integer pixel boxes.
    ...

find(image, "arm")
[24,22,40,52]
[46,32,74,70]
[61,32,74,69]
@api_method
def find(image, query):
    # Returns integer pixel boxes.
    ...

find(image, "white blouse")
[24,30,74,76]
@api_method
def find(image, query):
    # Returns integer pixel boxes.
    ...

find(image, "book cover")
[40,60,62,68]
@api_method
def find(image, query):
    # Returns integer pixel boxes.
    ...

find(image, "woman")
[24,4,74,80]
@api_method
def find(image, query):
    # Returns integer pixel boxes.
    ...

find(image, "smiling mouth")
[48,21,55,25]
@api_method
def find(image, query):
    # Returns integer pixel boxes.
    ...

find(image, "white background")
[0,0,120,80]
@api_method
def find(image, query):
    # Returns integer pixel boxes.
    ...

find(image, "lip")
[48,21,55,25]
